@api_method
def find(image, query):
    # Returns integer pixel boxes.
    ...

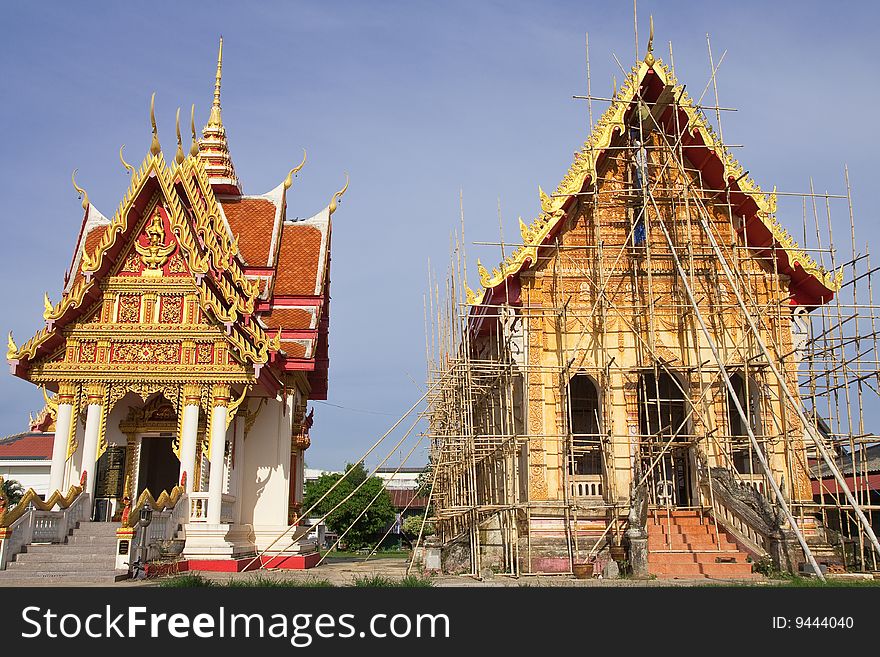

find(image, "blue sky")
[1,1,877,470]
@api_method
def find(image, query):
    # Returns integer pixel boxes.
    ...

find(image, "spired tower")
[426,28,868,578]
[4,39,347,570]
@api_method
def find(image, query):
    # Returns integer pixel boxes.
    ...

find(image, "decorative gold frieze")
[117,294,140,323]
[110,342,180,364]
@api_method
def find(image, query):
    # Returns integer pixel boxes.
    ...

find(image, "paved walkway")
[13,555,869,587]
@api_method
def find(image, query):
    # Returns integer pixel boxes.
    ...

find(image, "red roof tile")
[0,433,53,460]
[275,224,323,296]
[221,198,277,266]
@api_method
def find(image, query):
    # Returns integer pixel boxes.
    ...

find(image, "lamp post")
[130,505,153,580]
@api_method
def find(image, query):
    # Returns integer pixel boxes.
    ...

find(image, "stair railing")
[121,486,186,563]
[0,482,89,570]
[697,466,772,559]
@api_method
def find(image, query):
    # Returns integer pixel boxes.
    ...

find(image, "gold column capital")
[211,383,230,407]
[57,381,78,403]
[85,382,107,405]
[182,382,202,405]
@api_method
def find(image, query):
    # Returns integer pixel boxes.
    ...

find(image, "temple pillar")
[207,384,229,524]
[80,383,107,508]
[178,383,201,493]
[48,382,77,493]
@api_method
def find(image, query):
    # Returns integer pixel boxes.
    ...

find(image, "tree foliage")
[1,478,25,506]
[401,514,434,538]
[303,463,395,550]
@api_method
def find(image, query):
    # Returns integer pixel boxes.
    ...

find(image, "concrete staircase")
[647,510,760,580]
[0,521,127,585]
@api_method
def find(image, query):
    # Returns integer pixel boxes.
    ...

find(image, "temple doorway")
[137,435,178,498]
[638,370,694,507]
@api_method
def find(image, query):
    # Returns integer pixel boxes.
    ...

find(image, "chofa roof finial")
[283,149,308,190]
[71,169,89,211]
[150,92,161,156]
[645,15,655,65]
[119,144,134,175]
[328,173,350,215]
[175,107,185,165]
[190,104,199,157]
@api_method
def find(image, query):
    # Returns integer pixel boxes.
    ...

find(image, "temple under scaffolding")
[425,27,880,579]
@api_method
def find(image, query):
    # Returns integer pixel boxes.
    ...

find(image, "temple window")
[727,371,762,474]
[567,373,602,476]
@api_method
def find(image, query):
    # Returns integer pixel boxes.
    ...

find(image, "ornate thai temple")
[2,39,346,573]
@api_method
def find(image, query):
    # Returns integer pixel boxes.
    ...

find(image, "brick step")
[648,516,711,527]
[648,551,748,565]
[648,537,737,551]
[648,524,728,537]
[6,560,118,573]
[649,509,702,517]
[13,551,117,565]
[648,561,757,578]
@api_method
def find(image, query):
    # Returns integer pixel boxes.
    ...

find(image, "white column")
[178,384,201,493]
[207,384,229,524]
[80,384,106,507]
[48,383,77,493]
[230,414,245,522]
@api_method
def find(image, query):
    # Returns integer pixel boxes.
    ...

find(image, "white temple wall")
[239,394,292,528]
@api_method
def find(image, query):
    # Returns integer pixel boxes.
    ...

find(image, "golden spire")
[645,15,655,65]
[190,105,199,157]
[150,92,161,155]
[328,173,349,215]
[175,107,185,165]
[283,149,308,190]
[208,36,223,127]
[119,144,134,174]
[199,37,240,193]
[71,169,89,210]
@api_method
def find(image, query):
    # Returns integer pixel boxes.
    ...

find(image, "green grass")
[767,574,880,587]
[321,549,409,559]
[158,573,214,587]
[351,573,434,587]
[224,575,334,588]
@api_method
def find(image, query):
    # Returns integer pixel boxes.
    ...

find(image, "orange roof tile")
[261,308,313,330]
[275,224,323,296]
[221,198,277,266]
[280,341,307,358]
